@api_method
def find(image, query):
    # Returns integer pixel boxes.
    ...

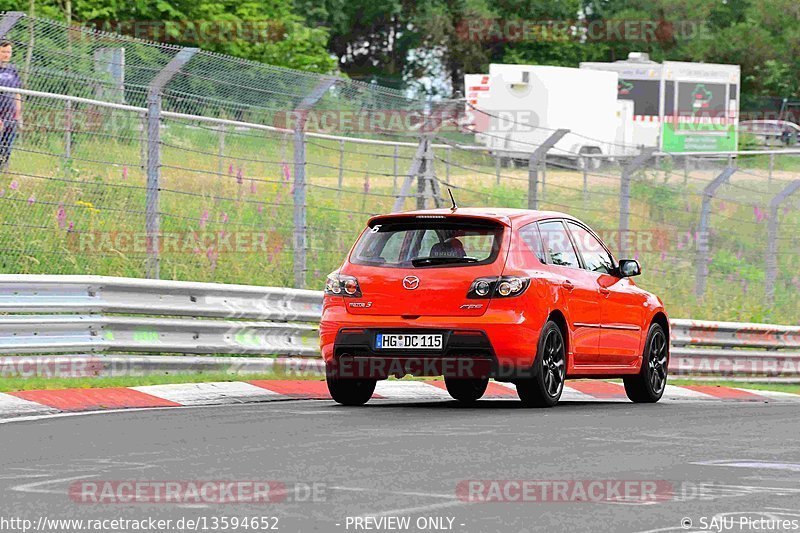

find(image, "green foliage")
[0,0,336,74]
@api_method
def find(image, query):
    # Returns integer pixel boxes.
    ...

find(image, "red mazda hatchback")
[320,208,669,407]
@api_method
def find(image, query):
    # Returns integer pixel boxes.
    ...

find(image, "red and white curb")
[0,381,797,421]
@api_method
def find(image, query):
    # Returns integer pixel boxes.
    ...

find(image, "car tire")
[624,323,668,403]
[444,376,489,403]
[516,320,566,408]
[326,372,377,406]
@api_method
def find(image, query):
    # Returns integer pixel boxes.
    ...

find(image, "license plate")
[375,333,443,350]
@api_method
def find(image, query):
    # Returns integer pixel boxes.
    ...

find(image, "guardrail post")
[695,166,737,297]
[145,47,198,279]
[619,148,656,257]
[292,77,336,289]
[765,179,800,304]
[527,129,569,210]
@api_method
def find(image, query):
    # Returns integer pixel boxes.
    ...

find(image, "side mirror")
[618,259,641,277]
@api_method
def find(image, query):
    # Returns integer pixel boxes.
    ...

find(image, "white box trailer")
[467,64,624,166]
[463,73,490,133]
[580,53,740,152]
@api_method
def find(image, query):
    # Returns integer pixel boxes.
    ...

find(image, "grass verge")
[0,371,324,393]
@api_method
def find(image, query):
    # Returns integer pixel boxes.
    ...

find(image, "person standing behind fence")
[0,40,22,170]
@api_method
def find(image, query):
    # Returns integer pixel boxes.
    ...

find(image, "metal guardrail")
[0,275,321,357]
[1,276,799,379]
[669,319,800,378]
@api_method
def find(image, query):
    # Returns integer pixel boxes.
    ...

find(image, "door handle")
[599,287,610,296]
[562,280,575,291]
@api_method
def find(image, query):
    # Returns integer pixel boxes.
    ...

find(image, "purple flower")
[199,209,209,229]
[206,247,218,270]
[221,212,228,223]
[9,180,19,190]
[122,166,128,180]
[57,204,67,229]
[257,205,264,214]
[363,175,370,194]
[27,195,35,206]
[282,163,291,182]
[236,167,243,185]
[250,180,256,194]
[68,221,74,232]
[228,163,234,175]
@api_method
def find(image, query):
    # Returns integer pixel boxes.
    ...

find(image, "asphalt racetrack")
[2,398,799,533]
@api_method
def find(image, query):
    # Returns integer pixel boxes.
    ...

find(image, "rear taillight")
[467,276,530,299]
[325,272,362,297]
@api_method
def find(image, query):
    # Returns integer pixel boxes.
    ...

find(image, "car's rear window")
[351,218,504,268]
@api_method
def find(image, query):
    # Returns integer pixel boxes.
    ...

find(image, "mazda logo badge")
[402,276,420,290]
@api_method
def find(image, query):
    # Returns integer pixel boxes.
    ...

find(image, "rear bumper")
[320,305,546,379]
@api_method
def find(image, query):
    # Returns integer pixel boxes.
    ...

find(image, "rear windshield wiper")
[411,256,479,267]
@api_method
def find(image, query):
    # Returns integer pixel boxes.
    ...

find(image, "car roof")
[368,208,584,227]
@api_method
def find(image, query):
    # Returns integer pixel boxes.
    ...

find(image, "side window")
[518,223,546,264]
[567,222,614,274]
[538,220,580,269]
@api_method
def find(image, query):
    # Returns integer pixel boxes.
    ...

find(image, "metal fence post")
[765,179,800,304]
[145,93,162,279]
[527,129,569,210]
[422,138,442,208]
[446,146,451,185]
[619,148,656,257]
[338,139,345,189]
[495,153,501,185]
[582,157,588,201]
[392,145,398,195]
[540,159,547,201]
[145,47,198,279]
[217,123,225,179]
[768,153,774,184]
[292,77,336,289]
[416,137,431,210]
[694,166,737,298]
[64,99,72,161]
[683,156,689,186]
[393,137,427,212]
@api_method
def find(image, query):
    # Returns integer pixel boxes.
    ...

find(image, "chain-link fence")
[0,11,799,325]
